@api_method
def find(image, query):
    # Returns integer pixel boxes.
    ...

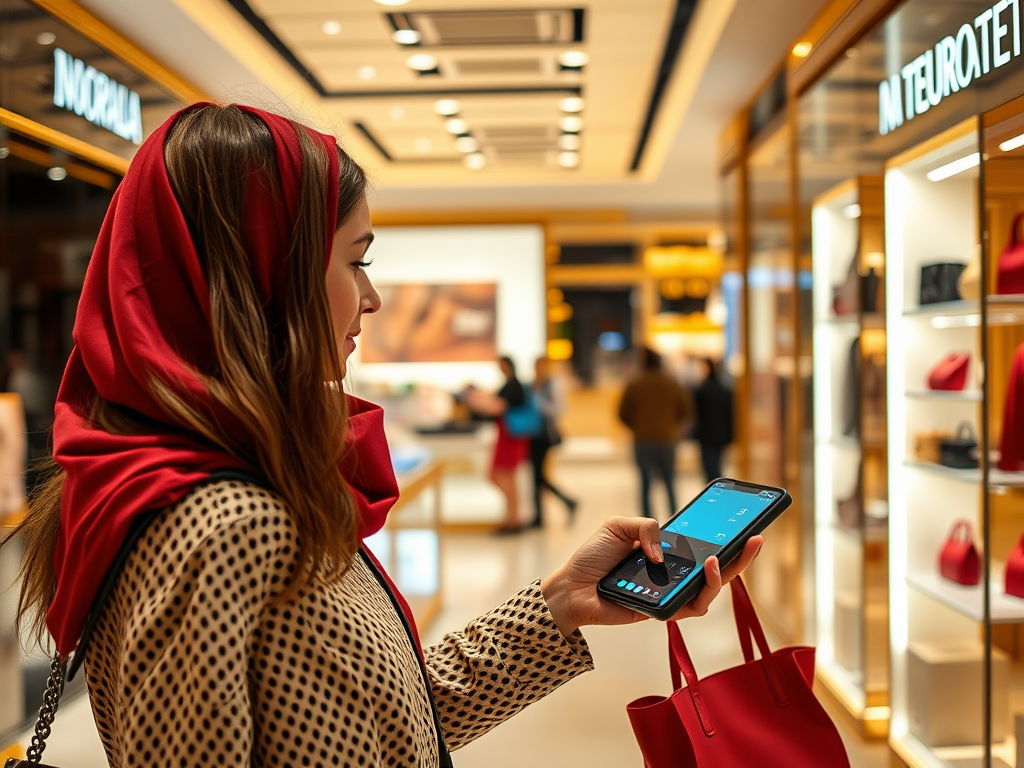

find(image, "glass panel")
[982,102,1024,768]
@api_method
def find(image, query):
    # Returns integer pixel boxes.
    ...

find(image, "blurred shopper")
[529,356,577,528]
[465,355,532,533]
[618,347,693,519]
[4,104,762,768]
[692,357,734,483]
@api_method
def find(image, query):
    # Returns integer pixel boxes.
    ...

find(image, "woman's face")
[326,195,381,373]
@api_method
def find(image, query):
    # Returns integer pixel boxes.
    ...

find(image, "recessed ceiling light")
[389,106,406,121]
[559,116,584,132]
[792,41,812,58]
[558,133,581,151]
[321,20,342,35]
[406,53,439,71]
[358,65,377,80]
[926,152,980,182]
[845,47,859,58]
[558,97,585,113]
[0,148,8,160]
[445,118,468,135]
[433,99,460,116]
[36,31,56,46]
[557,151,580,168]
[464,153,486,170]
[373,0,409,5]
[47,166,68,181]
[415,138,432,153]
[1000,133,1024,152]
[558,50,589,68]
[393,29,421,45]
[454,136,479,153]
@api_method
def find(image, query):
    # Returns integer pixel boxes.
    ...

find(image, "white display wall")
[349,224,546,392]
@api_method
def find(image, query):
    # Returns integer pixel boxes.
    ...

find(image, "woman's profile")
[6,103,761,767]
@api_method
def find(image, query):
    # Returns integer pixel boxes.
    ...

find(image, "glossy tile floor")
[13,457,891,767]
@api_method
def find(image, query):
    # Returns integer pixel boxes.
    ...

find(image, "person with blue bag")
[464,355,541,533]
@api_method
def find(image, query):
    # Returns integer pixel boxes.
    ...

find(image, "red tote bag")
[939,519,981,586]
[626,577,850,768]
[998,212,1024,295]
[927,352,970,391]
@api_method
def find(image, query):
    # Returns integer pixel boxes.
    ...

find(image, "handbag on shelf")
[957,245,982,301]
[861,266,881,313]
[1004,532,1024,599]
[914,430,955,464]
[626,577,850,768]
[939,422,979,469]
[939,519,982,586]
[927,352,970,391]
[998,212,1024,295]
[919,262,966,305]
[832,253,860,316]
[998,342,1024,472]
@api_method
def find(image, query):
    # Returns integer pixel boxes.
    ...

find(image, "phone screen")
[599,481,782,607]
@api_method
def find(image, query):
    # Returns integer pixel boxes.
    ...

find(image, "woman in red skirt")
[467,356,530,533]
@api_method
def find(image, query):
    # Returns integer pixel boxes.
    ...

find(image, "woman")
[465,355,531,533]
[8,104,761,767]
[529,356,577,528]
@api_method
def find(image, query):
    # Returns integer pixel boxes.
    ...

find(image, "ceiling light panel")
[404,9,580,46]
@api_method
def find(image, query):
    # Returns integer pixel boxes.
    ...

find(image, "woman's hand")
[540,516,763,637]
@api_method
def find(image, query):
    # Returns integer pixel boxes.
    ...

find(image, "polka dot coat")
[83,480,594,767]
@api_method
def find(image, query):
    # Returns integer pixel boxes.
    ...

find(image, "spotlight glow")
[558,133,581,151]
[47,166,68,181]
[557,151,580,168]
[321,20,342,35]
[433,99,460,116]
[792,41,812,57]
[926,153,980,182]
[445,118,468,135]
[406,53,439,71]
[464,153,486,170]
[558,97,585,112]
[999,133,1024,152]
[393,29,421,45]
[559,116,584,132]
[558,50,589,68]
[454,136,479,153]
[357,65,377,80]
[36,31,56,45]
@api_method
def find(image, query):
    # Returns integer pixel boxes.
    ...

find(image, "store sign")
[52,48,143,145]
[879,0,1022,135]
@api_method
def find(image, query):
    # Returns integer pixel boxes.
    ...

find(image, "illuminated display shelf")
[906,571,1024,624]
[891,733,1014,768]
[833,520,889,544]
[904,390,983,401]
[903,460,1024,488]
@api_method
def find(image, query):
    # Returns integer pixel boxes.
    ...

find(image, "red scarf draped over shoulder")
[48,104,411,657]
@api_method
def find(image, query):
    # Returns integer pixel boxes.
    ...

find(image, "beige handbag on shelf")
[957,244,982,301]
[914,430,955,464]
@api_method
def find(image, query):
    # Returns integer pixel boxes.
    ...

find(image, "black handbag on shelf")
[939,422,979,469]
[919,262,966,305]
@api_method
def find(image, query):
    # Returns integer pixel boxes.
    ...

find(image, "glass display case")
[811,176,890,737]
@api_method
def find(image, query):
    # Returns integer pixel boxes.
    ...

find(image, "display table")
[365,460,445,629]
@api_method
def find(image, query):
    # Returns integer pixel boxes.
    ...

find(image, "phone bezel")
[596,477,791,621]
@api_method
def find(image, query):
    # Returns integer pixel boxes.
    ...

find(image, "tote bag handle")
[667,578,791,737]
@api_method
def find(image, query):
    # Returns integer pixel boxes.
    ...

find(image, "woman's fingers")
[721,536,763,583]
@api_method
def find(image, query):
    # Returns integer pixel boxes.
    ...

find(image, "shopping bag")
[926,352,970,391]
[626,577,850,768]
[503,391,543,437]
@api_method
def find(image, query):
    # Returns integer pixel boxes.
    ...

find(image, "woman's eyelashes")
[351,259,373,269]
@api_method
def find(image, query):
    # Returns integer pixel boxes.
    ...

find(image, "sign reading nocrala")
[52,48,143,145]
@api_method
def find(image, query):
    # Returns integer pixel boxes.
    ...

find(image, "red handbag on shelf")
[998,342,1024,472]
[998,212,1024,295]
[939,520,982,586]
[927,352,970,391]
[626,577,850,768]
[1004,533,1024,599]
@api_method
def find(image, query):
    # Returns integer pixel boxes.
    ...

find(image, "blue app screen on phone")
[599,482,780,606]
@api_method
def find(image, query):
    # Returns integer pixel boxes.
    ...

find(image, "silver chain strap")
[24,654,66,764]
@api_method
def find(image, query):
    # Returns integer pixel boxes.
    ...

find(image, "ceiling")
[75,0,833,215]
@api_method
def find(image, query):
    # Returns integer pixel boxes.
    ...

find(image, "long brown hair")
[11,104,366,645]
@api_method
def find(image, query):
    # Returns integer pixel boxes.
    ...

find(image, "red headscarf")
[48,104,408,657]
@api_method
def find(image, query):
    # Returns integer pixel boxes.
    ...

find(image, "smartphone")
[597,479,791,620]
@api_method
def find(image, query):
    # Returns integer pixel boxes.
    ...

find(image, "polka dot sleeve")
[425,581,595,750]
[85,484,298,767]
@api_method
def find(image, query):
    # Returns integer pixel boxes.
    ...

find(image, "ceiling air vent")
[391,9,583,47]
[454,58,544,76]
[478,126,558,144]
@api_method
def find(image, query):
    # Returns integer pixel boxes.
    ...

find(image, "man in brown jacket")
[618,347,694,519]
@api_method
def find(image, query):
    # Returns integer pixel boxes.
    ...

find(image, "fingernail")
[653,548,664,563]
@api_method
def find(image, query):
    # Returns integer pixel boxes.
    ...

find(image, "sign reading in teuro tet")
[878,0,1022,135]
[52,48,143,145]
